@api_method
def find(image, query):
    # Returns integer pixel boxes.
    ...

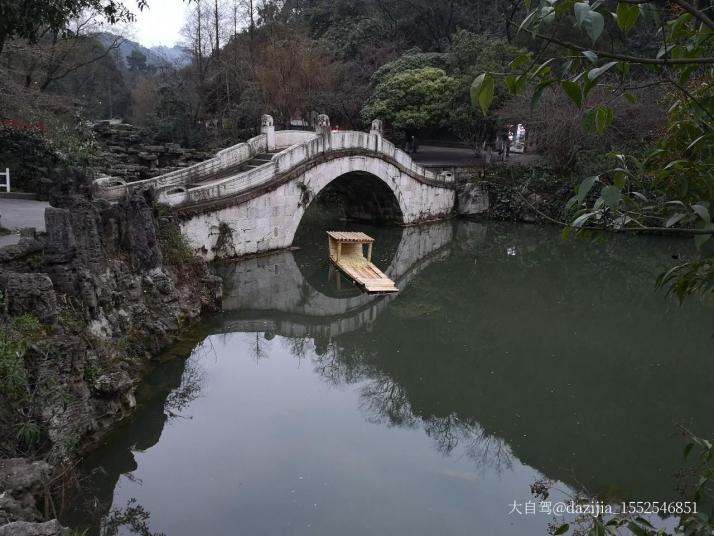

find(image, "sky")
[118,0,189,48]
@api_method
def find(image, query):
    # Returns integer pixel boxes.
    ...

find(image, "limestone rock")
[44,208,76,263]
[0,239,45,272]
[0,520,69,536]
[457,182,489,216]
[93,371,134,395]
[0,459,53,525]
[124,192,162,271]
[0,459,52,495]
[0,271,57,322]
[90,120,210,183]
[0,180,222,518]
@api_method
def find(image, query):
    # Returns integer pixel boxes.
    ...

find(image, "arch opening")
[292,171,405,298]
[304,171,404,225]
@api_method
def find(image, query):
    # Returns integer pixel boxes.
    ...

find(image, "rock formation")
[0,189,222,533]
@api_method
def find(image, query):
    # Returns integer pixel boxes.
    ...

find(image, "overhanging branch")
[512,22,714,65]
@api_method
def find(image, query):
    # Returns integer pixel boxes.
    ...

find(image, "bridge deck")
[186,151,281,189]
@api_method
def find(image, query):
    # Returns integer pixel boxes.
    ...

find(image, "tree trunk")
[214,0,220,58]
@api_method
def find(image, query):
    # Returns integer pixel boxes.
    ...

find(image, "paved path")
[0,199,49,247]
[412,144,542,168]
[412,145,481,167]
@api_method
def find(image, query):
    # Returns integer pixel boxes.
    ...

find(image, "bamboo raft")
[327,231,399,294]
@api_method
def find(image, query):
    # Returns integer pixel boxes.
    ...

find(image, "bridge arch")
[281,154,415,249]
[179,151,453,259]
[93,118,456,259]
[299,170,405,226]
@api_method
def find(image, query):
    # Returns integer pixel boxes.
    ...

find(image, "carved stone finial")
[370,118,384,135]
[261,114,276,150]
[316,114,330,129]
[315,114,331,141]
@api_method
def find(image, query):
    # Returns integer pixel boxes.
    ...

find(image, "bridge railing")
[157,130,450,207]
[93,133,269,201]
[274,130,318,148]
[331,131,439,181]
[94,120,452,205]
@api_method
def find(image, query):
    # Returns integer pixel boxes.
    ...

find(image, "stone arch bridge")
[93,115,456,260]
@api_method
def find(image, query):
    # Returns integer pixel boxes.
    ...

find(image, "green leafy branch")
[470,0,714,298]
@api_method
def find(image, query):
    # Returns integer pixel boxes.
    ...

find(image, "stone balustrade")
[93,115,454,207]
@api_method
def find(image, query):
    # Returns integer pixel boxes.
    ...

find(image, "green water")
[66,221,714,536]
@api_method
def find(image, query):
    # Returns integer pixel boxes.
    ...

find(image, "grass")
[0,312,43,397]
[156,205,202,270]
[0,303,46,454]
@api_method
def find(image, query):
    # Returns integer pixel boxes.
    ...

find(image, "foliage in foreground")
[156,206,202,271]
[0,295,46,456]
[471,0,714,300]
[545,432,714,536]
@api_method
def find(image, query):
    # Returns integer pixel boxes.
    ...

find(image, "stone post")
[315,114,331,145]
[370,118,384,152]
[370,118,384,137]
[261,114,275,151]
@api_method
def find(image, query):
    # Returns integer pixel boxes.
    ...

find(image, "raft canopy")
[327,231,375,263]
[326,231,375,243]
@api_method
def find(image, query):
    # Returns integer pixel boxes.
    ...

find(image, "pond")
[64,220,714,536]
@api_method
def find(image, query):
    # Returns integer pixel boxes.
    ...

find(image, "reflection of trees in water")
[62,338,211,535]
[163,344,209,421]
[101,498,164,536]
[425,416,514,474]
[280,335,312,362]
[279,333,514,474]
[359,373,417,429]
[358,372,514,473]
[249,332,271,361]
[311,338,374,387]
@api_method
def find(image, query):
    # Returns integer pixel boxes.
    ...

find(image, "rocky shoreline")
[457,168,573,224]
[0,190,222,535]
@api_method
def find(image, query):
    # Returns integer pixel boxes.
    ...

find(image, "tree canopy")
[0,0,141,55]
[363,67,457,132]
[126,48,148,71]
[471,0,714,300]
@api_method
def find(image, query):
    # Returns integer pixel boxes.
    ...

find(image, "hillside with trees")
[0,0,710,297]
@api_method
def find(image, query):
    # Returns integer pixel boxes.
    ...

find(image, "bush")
[0,310,45,455]
[156,207,202,270]
[0,124,59,193]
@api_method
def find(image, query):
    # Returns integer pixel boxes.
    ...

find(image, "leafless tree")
[254,31,338,127]
[1,15,124,93]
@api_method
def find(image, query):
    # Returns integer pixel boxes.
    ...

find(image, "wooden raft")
[327,231,398,294]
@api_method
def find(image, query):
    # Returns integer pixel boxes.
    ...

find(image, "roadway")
[0,199,49,247]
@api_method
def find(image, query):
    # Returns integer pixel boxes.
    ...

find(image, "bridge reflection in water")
[215,221,459,339]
